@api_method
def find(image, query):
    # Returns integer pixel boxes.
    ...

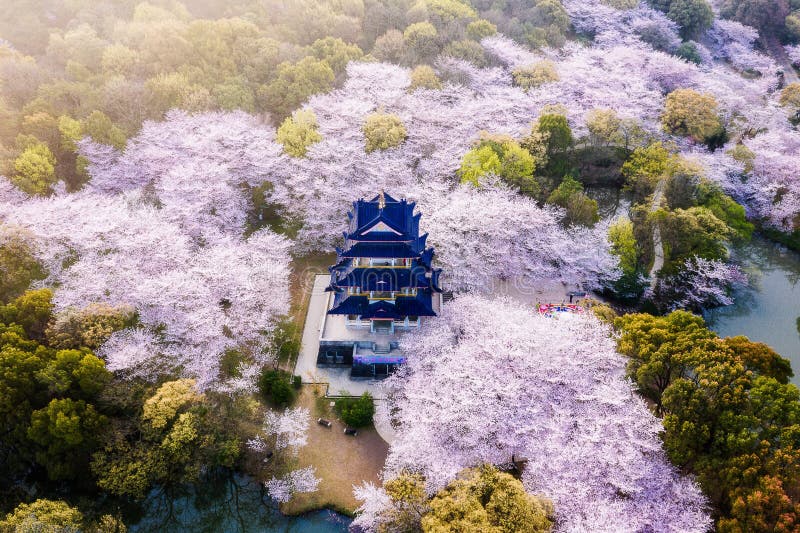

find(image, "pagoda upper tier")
[326,192,442,318]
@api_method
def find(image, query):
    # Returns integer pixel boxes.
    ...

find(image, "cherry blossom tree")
[265,467,320,504]
[354,295,711,532]
[657,256,748,309]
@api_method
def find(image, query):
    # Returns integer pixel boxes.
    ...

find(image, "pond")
[125,472,352,533]
[704,237,800,385]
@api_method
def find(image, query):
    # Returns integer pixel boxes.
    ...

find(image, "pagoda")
[326,192,442,334]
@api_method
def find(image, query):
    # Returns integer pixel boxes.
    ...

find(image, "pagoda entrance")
[372,319,393,334]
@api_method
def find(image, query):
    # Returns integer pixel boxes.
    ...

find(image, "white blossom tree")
[354,295,711,532]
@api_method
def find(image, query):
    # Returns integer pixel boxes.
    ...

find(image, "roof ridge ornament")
[378,190,385,210]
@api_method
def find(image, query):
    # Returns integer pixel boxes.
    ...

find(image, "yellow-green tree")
[142,378,200,430]
[0,228,45,303]
[0,499,83,532]
[662,88,723,141]
[466,19,497,40]
[261,58,335,120]
[12,142,57,195]
[403,22,440,62]
[422,466,553,533]
[779,82,800,124]
[586,108,623,147]
[363,112,407,152]
[409,65,443,91]
[512,61,559,91]
[276,109,322,157]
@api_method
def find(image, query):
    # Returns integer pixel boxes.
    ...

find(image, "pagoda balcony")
[352,257,412,268]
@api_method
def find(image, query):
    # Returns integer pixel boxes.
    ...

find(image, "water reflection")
[126,472,351,533]
[705,237,800,385]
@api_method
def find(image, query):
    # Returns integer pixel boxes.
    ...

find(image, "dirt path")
[764,35,799,84]
[648,179,666,290]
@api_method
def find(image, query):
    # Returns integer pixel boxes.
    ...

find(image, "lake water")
[126,473,351,533]
[704,237,800,385]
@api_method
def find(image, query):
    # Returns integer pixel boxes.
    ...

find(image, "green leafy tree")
[11,142,57,195]
[608,216,639,275]
[403,22,440,62]
[695,181,754,240]
[459,137,539,195]
[45,303,135,350]
[723,336,793,384]
[719,0,791,33]
[662,88,723,142]
[93,380,240,499]
[261,58,335,120]
[211,80,256,112]
[442,39,487,66]
[380,472,430,531]
[459,144,501,186]
[141,379,200,430]
[675,41,703,64]
[82,111,126,150]
[466,19,497,40]
[36,349,111,399]
[668,0,714,38]
[363,112,408,152]
[422,465,554,533]
[546,176,599,226]
[373,29,406,63]
[336,392,375,427]
[779,82,800,124]
[586,108,623,147]
[615,311,719,411]
[0,499,83,532]
[258,368,295,406]
[537,112,573,155]
[0,230,45,303]
[621,142,674,201]
[27,398,107,480]
[656,206,731,265]
[0,288,54,340]
[276,109,322,157]
[512,61,559,91]
[409,65,443,91]
[310,37,364,75]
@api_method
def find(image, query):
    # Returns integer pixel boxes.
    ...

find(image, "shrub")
[292,375,302,389]
[276,109,322,157]
[675,41,702,64]
[258,368,295,407]
[362,112,407,152]
[512,60,559,91]
[336,392,375,427]
[409,65,443,91]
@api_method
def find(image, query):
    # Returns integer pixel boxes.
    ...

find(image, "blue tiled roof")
[328,266,436,291]
[346,194,420,243]
[328,292,437,317]
[327,192,441,320]
[338,242,419,258]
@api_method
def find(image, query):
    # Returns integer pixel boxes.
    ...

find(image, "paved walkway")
[294,275,387,399]
[648,179,666,290]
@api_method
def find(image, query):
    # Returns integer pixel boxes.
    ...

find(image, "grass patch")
[280,385,389,516]
[279,252,336,374]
